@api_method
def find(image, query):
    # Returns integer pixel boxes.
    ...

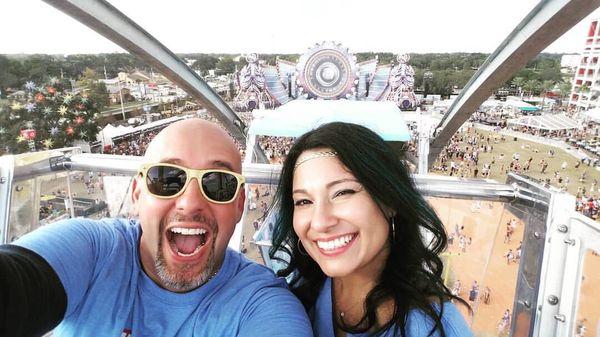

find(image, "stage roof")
[507,114,580,131]
[248,100,411,141]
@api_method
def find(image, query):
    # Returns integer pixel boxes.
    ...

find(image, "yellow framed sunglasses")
[138,163,245,204]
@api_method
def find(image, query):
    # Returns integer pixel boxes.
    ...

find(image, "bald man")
[0,119,312,337]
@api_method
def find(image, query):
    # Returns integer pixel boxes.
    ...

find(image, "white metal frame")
[0,155,15,244]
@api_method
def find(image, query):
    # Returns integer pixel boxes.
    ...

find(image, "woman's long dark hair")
[269,122,469,337]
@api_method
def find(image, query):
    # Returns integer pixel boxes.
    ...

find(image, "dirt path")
[428,198,524,336]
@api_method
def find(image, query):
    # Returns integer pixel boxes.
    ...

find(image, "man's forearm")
[0,245,67,337]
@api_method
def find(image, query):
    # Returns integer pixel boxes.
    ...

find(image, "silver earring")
[391,217,396,243]
[297,238,308,256]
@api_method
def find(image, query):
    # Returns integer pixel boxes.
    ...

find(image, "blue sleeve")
[406,302,473,337]
[438,302,473,337]
[239,283,313,337]
[13,218,123,317]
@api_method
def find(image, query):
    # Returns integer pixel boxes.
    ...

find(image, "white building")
[569,19,600,111]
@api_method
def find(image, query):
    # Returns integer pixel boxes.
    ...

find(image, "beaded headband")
[294,151,338,169]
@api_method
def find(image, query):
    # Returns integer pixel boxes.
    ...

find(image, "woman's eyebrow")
[292,178,358,194]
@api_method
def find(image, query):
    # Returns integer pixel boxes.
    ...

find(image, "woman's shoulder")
[436,302,472,336]
[405,301,473,337]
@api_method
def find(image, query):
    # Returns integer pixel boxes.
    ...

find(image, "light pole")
[117,79,126,121]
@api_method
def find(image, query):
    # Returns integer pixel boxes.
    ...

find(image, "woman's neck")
[332,244,390,327]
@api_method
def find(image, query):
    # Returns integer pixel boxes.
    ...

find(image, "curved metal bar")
[428,0,600,167]
[71,154,520,201]
[11,153,518,202]
[0,156,15,244]
[42,0,247,145]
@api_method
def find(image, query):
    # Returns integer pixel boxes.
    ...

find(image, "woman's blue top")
[311,278,474,337]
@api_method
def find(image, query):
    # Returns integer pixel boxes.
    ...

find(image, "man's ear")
[130,176,142,216]
[236,185,246,221]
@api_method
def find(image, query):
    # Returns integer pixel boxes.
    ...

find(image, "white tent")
[111,115,192,141]
[96,115,193,147]
[246,100,412,164]
[96,124,134,146]
[249,100,411,140]
[581,108,600,124]
[507,114,581,131]
[504,98,539,111]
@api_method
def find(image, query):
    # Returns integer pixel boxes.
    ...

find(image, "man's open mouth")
[166,227,209,257]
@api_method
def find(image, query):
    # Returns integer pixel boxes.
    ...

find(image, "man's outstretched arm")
[0,245,67,337]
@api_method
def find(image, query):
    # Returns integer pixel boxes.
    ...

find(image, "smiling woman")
[270,122,472,337]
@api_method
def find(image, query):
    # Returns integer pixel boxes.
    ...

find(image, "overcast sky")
[1,0,600,55]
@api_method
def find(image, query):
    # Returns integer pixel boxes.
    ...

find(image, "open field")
[431,128,600,199]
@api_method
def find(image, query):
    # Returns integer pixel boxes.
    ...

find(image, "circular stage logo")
[297,42,357,99]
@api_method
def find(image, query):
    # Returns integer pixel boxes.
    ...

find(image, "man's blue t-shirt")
[15,218,312,337]
[311,278,473,337]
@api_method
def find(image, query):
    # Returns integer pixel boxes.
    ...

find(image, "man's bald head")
[144,119,241,172]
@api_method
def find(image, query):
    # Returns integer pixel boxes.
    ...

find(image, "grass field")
[431,128,600,198]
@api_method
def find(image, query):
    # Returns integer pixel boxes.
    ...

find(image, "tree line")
[1,52,571,99]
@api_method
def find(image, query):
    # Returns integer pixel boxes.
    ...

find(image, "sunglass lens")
[146,165,187,197]
[202,171,239,202]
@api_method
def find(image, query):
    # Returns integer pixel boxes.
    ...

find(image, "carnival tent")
[581,108,600,124]
[507,114,581,131]
[504,98,539,113]
[96,124,134,146]
[248,100,411,141]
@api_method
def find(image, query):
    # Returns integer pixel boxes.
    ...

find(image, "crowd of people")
[497,309,511,335]
[431,126,500,178]
[107,112,248,158]
[257,136,295,164]
[109,131,158,156]
[448,223,473,254]
[428,123,600,222]
[450,279,491,307]
[576,195,599,220]
[440,197,526,332]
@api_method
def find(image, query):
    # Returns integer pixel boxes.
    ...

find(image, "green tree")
[540,80,555,107]
[100,53,145,78]
[215,56,236,75]
[513,68,537,82]
[0,56,23,97]
[191,55,219,75]
[512,77,525,98]
[236,57,248,70]
[558,82,572,105]
[523,79,540,97]
[431,70,453,97]
[77,68,109,110]
[21,55,60,84]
